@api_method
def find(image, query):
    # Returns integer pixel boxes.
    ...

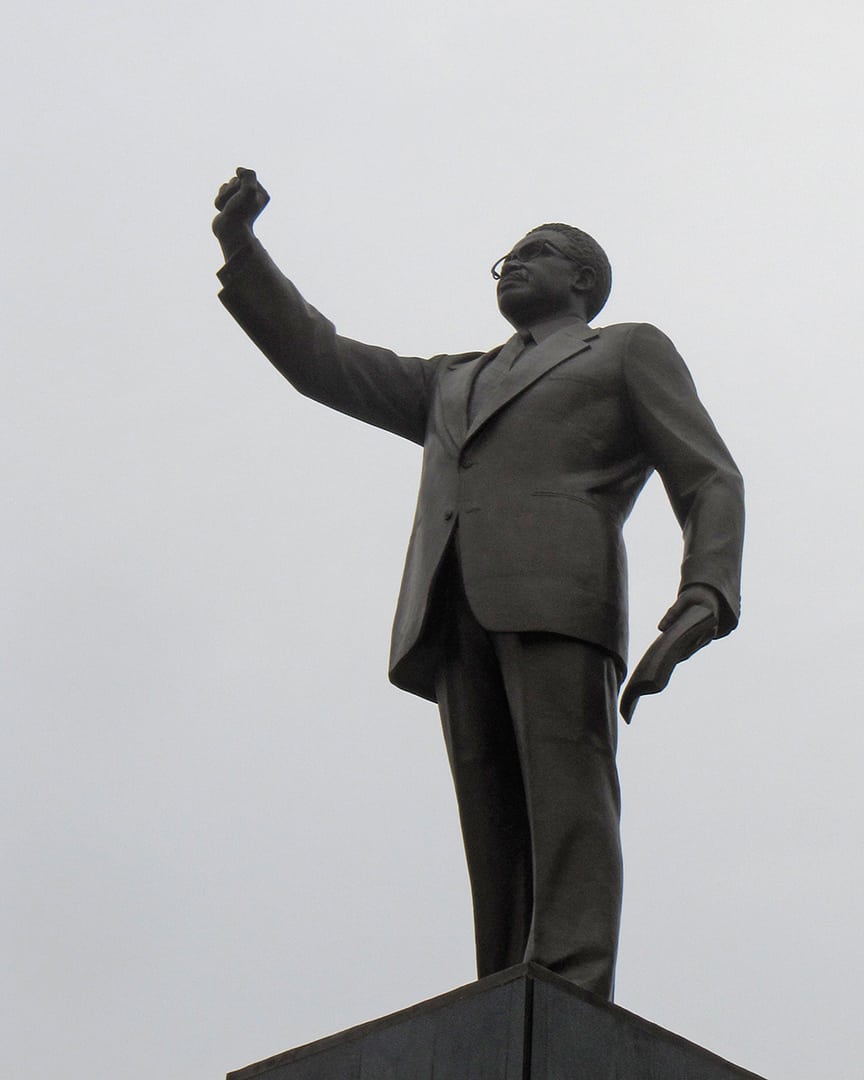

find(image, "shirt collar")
[519,313,588,345]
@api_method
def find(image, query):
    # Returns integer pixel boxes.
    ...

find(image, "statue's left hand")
[619,584,722,721]
[657,583,721,639]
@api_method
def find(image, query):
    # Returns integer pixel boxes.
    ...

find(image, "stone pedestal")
[228,963,765,1079]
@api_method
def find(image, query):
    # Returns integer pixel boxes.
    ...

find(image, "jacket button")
[459,460,476,470]
[444,509,454,521]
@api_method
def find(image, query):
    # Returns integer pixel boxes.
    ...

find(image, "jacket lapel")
[439,343,509,449]
[464,324,600,443]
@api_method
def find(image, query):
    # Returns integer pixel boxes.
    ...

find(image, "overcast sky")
[4,2,863,1078]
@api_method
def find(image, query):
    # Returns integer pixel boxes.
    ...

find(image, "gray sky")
[4,2,863,1077]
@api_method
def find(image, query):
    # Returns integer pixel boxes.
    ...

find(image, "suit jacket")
[219,241,744,703]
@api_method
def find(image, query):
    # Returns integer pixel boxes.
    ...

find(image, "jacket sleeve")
[217,240,437,446]
[622,323,745,637]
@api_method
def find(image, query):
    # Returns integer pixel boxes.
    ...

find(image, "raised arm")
[213,169,436,445]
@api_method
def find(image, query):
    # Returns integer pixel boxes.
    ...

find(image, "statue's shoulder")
[593,322,678,355]
[430,349,487,371]
[591,320,660,338]
[587,322,643,358]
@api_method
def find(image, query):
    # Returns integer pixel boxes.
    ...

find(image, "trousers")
[432,542,623,999]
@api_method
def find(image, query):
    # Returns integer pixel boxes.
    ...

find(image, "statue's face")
[495,229,580,327]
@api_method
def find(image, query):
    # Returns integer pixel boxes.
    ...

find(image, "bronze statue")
[213,167,744,1001]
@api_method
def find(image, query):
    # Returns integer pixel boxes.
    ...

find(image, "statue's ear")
[571,265,597,294]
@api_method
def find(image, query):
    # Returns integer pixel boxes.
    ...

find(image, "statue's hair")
[527,223,612,321]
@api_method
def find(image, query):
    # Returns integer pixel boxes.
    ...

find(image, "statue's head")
[492,223,612,327]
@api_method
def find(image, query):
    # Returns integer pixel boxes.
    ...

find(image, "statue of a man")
[213,168,744,1001]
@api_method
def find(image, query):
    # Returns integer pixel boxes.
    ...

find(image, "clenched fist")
[212,167,270,262]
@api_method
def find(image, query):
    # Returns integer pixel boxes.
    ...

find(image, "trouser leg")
[431,547,622,999]
[493,631,623,999]
[433,557,533,976]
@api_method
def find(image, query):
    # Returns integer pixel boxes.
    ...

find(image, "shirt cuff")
[216,238,262,287]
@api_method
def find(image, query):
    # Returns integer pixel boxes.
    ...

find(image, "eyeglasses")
[490,239,579,280]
